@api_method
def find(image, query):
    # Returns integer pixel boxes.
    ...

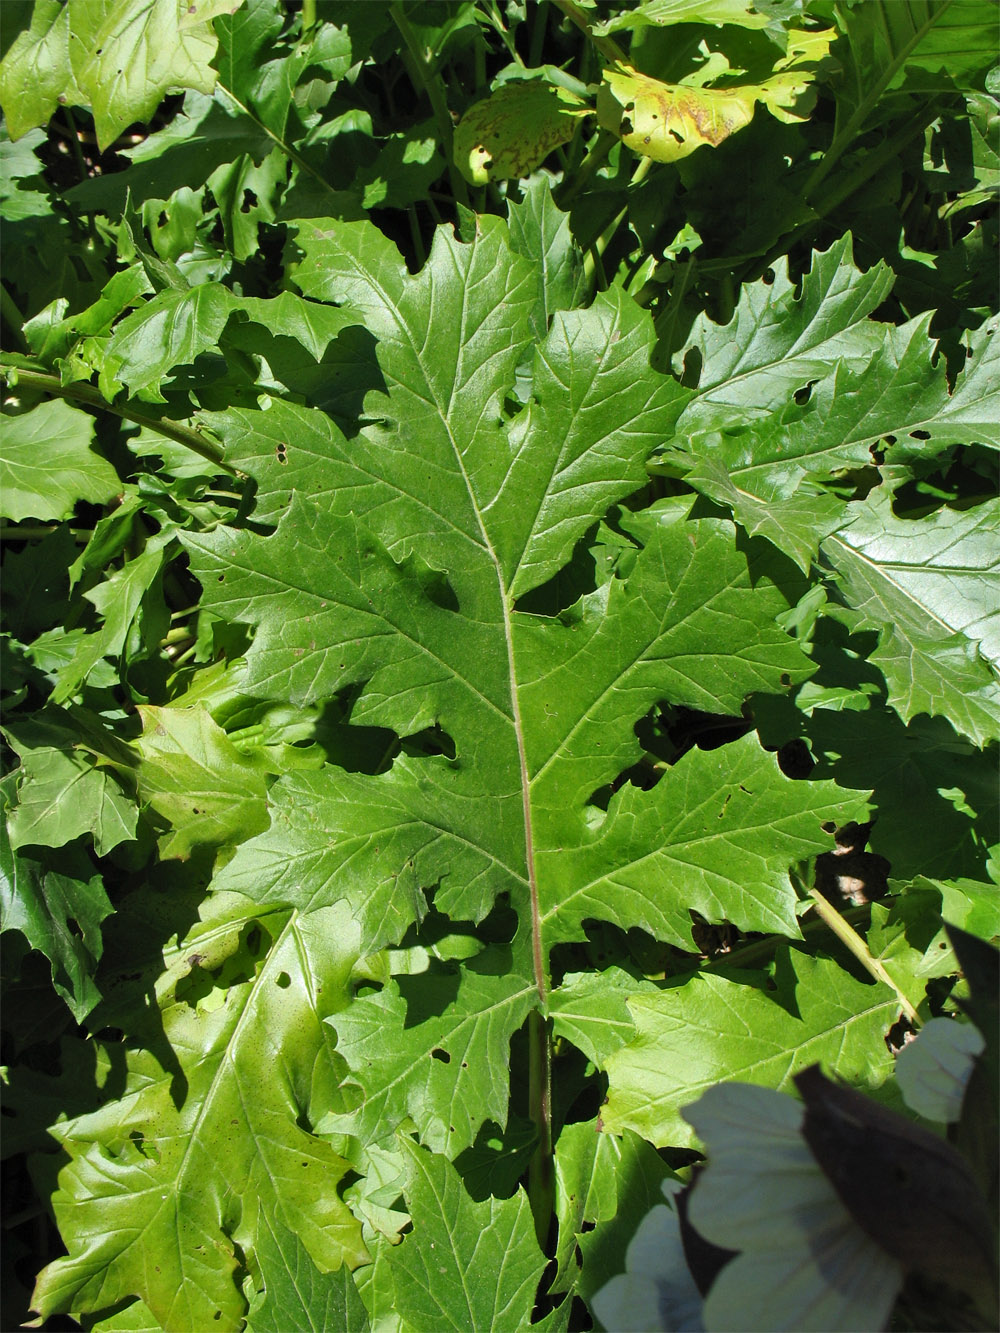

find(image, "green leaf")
[798,705,997,882]
[4,711,138,856]
[64,89,276,214]
[132,704,270,859]
[596,29,833,164]
[0,124,54,221]
[247,1209,370,1333]
[0,0,238,149]
[0,525,78,638]
[535,729,869,953]
[506,174,587,336]
[865,888,961,1013]
[665,310,999,570]
[30,896,369,1331]
[573,1130,676,1308]
[102,284,358,400]
[178,216,871,1200]
[454,80,589,185]
[551,1123,672,1297]
[598,63,755,164]
[0,398,121,521]
[324,960,535,1158]
[822,491,1000,745]
[549,967,661,1068]
[385,1137,548,1333]
[602,947,898,1147]
[595,0,774,33]
[0,789,113,1021]
[837,0,998,110]
[51,534,172,705]
[933,874,1000,940]
[355,123,445,211]
[675,234,893,423]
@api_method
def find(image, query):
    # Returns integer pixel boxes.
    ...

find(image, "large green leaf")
[454,80,589,185]
[178,217,873,1192]
[0,776,114,1022]
[665,310,1000,568]
[596,30,833,164]
[324,960,536,1158]
[3,710,137,857]
[64,89,277,214]
[0,0,240,148]
[595,0,774,33]
[602,947,898,1147]
[822,491,1000,745]
[382,1138,549,1333]
[246,1210,370,1333]
[51,534,173,705]
[674,234,894,426]
[131,704,271,860]
[836,0,998,111]
[0,398,121,521]
[30,895,369,1331]
[101,285,356,401]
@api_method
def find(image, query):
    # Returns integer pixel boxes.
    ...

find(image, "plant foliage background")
[0,0,997,1329]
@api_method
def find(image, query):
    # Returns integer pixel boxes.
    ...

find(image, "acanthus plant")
[0,1,997,1330]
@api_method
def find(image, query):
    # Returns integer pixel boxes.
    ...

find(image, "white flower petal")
[703,1217,900,1332]
[590,1191,705,1332]
[895,1017,984,1123]
[683,1080,904,1332]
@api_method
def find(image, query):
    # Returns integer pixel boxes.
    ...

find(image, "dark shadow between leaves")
[452,1115,537,1201]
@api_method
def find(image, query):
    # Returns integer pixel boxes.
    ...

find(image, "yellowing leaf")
[598,31,835,162]
[598,65,755,163]
[454,80,589,185]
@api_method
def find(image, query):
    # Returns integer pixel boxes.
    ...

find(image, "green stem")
[747,106,934,287]
[62,107,90,185]
[300,0,317,33]
[527,1007,553,1249]
[549,0,627,64]
[803,2,952,200]
[528,0,549,68]
[0,362,236,475]
[803,883,921,1026]
[407,207,427,269]
[555,129,616,207]
[1,524,60,540]
[216,85,335,197]
[1,285,27,352]
[161,626,193,647]
[390,2,471,211]
[484,0,523,66]
[713,904,872,972]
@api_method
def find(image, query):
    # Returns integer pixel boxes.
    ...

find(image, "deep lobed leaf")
[602,947,899,1148]
[0,398,121,522]
[822,491,1000,745]
[179,214,871,1177]
[30,896,369,1331]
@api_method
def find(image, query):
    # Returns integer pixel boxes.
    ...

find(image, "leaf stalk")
[527,1007,554,1248]
[0,363,236,475]
[803,882,921,1027]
